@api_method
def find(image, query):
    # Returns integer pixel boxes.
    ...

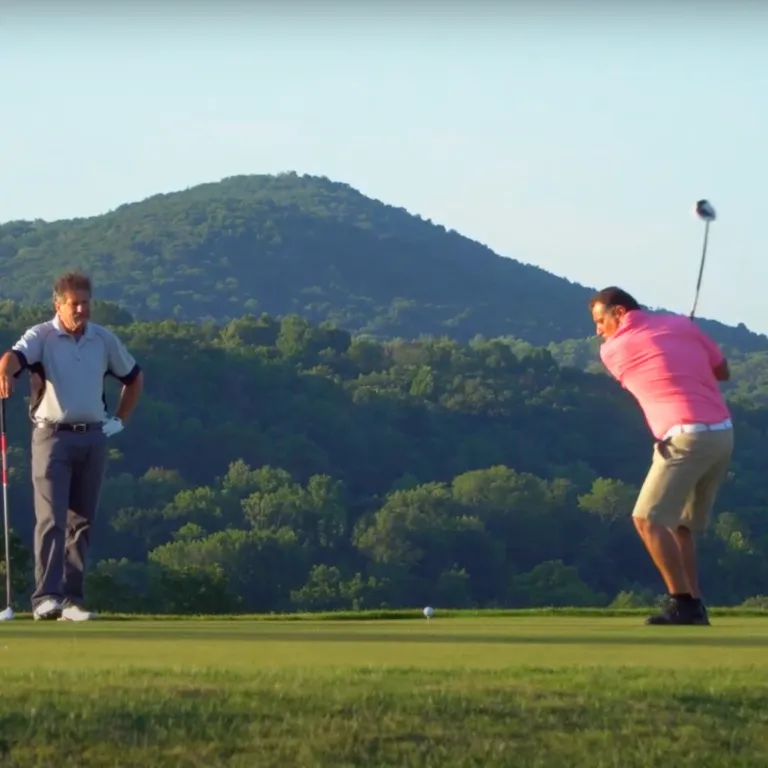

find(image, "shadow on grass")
[1,679,768,767]
[3,627,767,647]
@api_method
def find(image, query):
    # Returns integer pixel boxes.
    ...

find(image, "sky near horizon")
[2,0,767,333]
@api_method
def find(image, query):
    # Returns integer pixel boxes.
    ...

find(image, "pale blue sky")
[2,1,767,333]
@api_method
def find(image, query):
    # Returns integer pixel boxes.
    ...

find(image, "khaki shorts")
[632,428,734,532]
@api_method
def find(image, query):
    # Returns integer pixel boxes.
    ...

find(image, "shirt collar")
[53,314,94,339]
[601,309,647,349]
[613,309,648,336]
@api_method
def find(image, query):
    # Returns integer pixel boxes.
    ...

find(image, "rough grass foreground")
[1,613,767,767]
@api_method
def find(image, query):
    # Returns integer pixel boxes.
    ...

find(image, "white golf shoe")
[33,598,63,621]
[58,605,96,622]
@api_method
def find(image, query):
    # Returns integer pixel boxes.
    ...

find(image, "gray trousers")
[30,425,108,609]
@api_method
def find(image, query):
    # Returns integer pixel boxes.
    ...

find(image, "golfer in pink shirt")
[590,286,733,626]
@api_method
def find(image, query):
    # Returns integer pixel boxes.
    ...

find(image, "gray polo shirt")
[11,315,140,424]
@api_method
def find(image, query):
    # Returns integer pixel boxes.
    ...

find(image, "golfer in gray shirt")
[0,271,143,621]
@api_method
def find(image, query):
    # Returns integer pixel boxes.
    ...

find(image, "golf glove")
[102,417,124,438]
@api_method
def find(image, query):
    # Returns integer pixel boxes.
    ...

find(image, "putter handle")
[0,397,6,484]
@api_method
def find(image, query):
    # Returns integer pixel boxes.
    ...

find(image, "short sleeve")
[105,331,140,383]
[11,324,46,368]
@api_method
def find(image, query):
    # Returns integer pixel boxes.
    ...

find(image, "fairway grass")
[1,616,767,766]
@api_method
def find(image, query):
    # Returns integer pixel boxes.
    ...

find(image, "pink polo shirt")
[599,310,730,440]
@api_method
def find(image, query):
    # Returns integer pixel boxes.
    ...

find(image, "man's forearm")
[0,350,22,378]
[114,372,143,422]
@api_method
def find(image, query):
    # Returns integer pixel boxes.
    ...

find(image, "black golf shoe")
[694,602,711,626]
[644,596,709,626]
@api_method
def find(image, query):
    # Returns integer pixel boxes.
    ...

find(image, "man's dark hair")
[53,271,92,299]
[588,286,641,312]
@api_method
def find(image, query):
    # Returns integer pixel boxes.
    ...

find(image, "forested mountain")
[1,172,765,352]
[1,306,767,614]
[2,175,767,614]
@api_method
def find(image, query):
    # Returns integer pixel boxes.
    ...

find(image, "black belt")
[35,422,102,433]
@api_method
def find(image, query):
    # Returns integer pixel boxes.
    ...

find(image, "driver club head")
[695,199,716,222]
[0,606,14,621]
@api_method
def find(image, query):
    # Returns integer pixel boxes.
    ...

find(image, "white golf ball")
[423,606,434,618]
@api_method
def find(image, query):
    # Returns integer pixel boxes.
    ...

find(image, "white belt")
[662,418,732,441]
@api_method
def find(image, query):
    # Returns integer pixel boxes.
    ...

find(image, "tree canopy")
[1,303,766,614]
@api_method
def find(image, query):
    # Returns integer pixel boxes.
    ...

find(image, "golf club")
[690,199,716,320]
[0,397,13,621]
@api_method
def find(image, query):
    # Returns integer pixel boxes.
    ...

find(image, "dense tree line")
[1,305,767,614]
[1,172,766,352]
[534,335,768,408]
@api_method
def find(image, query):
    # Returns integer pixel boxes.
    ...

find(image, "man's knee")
[632,496,685,530]
[633,463,696,529]
[633,516,662,537]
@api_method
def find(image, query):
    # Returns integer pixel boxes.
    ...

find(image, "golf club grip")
[0,398,6,484]
[0,399,6,488]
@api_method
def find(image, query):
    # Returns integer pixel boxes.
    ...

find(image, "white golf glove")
[102,417,124,438]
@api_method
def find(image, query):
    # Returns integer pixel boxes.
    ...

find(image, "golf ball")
[423,606,434,618]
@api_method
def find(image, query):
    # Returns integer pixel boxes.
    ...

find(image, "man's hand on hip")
[102,417,124,437]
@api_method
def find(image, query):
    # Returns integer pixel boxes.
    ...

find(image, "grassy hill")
[1,171,765,351]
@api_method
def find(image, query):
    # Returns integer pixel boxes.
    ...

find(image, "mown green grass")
[1,615,767,766]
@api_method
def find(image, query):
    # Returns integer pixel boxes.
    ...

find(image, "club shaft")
[690,219,710,319]
[0,400,10,609]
